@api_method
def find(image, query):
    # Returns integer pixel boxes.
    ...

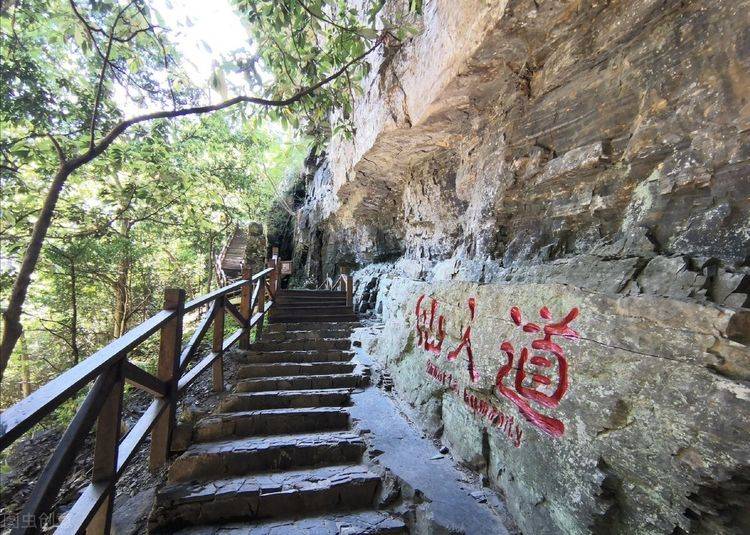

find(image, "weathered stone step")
[271,303,353,316]
[168,431,366,483]
[236,349,353,364]
[235,373,363,393]
[269,314,359,324]
[237,361,356,379]
[266,321,360,333]
[274,305,348,312]
[270,306,354,318]
[274,298,347,306]
[170,510,407,534]
[278,290,346,297]
[249,339,351,352]
[193,407,351,441]
[260,329,353,342]
[220,388,352,412]
[151,465,381,529]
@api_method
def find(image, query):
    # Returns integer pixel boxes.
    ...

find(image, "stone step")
[272,305,353,316]
[260,329,353,342]
[151,465,381,529]
[168,431,366,483]
[220,388,352,412]
[236,349,353,364]
[269,314,359,324]
[274,298,347,306]
[193,407,351,442]
[237,362,356,379]
[170,510,407,534]
[235,373,363,393]
[266,321,360,333]
[249,339,351,352]
[278,290,346,297]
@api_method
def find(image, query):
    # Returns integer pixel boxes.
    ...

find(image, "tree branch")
[89,0,138,149]
[75,35,382,171]
[134,2,176,108]
[47,134,66,164]
[0,31,383,380]
[297,0,365,36]
[68,0,162,43]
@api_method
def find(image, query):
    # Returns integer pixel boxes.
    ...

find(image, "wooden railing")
[318,266,353,308]
[0,257,284,534]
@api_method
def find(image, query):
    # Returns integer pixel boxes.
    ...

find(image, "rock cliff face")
[290,1,750,533]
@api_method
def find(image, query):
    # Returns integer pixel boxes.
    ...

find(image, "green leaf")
[128,57,141,73]
[358,27,380,39]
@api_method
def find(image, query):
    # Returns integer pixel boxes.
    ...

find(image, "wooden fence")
[0,254,285,534]
[318,266,353,307]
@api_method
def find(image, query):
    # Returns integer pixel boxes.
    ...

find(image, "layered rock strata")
[289,0,750,533]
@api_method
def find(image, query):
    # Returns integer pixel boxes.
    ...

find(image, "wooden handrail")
[184,279,245,313]
[314,268,353,307]
[0,309,173,450]
[315,269,352,304]
[340,266,353,308]
[184,267,274,314]
[0,255,285,534]
[14,368,121,533]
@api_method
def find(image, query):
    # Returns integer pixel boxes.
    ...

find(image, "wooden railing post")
[341,266,353,308]
[272,247,281,293]
[212,296,225,392]
[268,258,278,296]
[86,361,125,534]
[150,288,184,472]
[2,270,284,534]
[239,268,252,350]
[256,275,266,341]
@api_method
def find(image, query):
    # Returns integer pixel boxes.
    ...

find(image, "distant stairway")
[149,289,406,534]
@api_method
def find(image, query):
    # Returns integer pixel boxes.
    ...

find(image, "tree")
[0,0,397,381]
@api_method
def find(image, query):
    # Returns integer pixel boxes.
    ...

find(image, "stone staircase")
[149,289,407,534]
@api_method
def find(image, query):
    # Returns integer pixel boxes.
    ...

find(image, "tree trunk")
[0,164,71,384]
[112,219,131,339]
[0,43,381,381]
[112,258,130,339]
[20,333,31,397]
[69,261,80,365]
[206,236,215,294]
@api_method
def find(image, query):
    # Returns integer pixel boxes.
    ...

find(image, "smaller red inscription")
[426,360,459,393]
[425,360,522,447]
[462,389,523,447]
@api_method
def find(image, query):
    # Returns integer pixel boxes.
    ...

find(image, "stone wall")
[353,272,749,533]
[291,0,750,532]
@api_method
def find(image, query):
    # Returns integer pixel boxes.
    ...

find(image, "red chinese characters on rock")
[415,294,580,441]
[415,294,446,354]
[495,306,580,438]
[447,298,479,383]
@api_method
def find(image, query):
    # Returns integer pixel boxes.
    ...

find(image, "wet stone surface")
[149,293,512,534]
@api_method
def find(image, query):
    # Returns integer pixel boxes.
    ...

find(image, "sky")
[115,0,254,114]
[151,0,251,86]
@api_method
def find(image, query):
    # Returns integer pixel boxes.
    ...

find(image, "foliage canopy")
[0,0,400,398]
